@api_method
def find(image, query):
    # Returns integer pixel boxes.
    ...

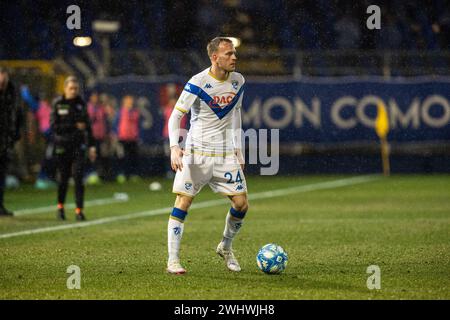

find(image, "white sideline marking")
[14,195,129,216]
[0,175,378,240]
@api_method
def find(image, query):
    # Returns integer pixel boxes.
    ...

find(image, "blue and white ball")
[256,243,288,274]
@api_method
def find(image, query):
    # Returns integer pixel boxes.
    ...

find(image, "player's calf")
[167,205,189,274]
[217,204,247,272]
[174,194,193,211]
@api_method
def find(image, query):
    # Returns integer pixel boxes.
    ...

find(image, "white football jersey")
[175,68,245,155]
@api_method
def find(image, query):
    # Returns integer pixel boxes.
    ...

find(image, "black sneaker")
[0,206,14,217]
[57,208,66,220]
[76,211,86,221]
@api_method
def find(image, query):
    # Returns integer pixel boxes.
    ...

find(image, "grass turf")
[0,175,449,299]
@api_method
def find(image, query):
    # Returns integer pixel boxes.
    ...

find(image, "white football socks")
[222,211,244,250]
[168,218,184,264]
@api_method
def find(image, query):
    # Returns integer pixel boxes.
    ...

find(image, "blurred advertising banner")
[94,76,450,145]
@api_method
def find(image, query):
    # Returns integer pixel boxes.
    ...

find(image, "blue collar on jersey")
[183,82,245,120]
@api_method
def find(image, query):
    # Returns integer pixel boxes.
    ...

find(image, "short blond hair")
[64,76,79,87]
[207,37,233,58]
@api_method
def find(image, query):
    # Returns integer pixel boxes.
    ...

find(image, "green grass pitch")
[0,175,449,299]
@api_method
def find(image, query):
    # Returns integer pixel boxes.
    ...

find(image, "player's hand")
[170,145,185,172]
[76,122,86,130]
[88,147,97,162]
[235,149,245,171]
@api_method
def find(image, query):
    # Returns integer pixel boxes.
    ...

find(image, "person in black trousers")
[0,67,22,217]
[51,76,96,221]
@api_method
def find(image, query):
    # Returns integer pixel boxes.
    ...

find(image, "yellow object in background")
[375,101,390,139]
[375,101,391,176]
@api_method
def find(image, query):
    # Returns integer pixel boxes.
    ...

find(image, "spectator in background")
[99,93,117,181]
[20,86,56,189]
[114,95,141,183]
[0,67,22,217]
[433,7,450,49]
[86,91,110,184]
[99,93,117,124]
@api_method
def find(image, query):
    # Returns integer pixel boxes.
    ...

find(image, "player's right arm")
[168,79,198,171]
[168,108,186,171]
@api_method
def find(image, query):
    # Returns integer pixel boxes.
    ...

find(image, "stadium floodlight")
[92,20,120,33]
[226,37,241,48]
[91,20,120,77]
[73,36,92,47]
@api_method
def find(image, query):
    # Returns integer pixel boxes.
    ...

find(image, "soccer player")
[51,76,96,221]
[167,37,248,274]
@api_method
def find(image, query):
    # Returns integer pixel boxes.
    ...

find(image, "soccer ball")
[256,243,288,274]
[149,181,162,191]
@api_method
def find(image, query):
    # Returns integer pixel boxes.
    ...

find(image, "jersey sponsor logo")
[183,81,245,119]
[204,83,213,89]
[209,92,236,109]
[57,109,69,115]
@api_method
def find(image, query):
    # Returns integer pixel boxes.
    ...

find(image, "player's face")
[64,82,79,99]
[90,93,98,104]
[214,42,237,72]
[122,95,134,108]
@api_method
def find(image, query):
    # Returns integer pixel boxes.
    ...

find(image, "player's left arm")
[232,96,245,170]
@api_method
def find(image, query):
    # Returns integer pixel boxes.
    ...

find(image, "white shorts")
[172,152,247,197]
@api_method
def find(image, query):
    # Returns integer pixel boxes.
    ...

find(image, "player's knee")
[175,195,193,211]
[232,195,249,214]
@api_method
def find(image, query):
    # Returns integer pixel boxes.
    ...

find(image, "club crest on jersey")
[173,227,181,236]
[209,92,236,109]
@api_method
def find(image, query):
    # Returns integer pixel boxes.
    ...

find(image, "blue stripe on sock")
[230,207,246,219]
[171,208,188,221]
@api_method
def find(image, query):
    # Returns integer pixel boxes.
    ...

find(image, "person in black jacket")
[51,76,96,221]
[0,67,22,217]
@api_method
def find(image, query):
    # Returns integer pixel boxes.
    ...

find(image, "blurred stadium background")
[1,0,449,184]
[1,0,450,301]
